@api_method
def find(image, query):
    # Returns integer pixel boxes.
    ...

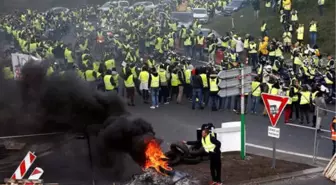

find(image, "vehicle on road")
[171,12,194,28]
[223,0,247,16]
[129,1,156,11]
[98,1,129,11]
[45,7,70,15]
[192,8,209,24]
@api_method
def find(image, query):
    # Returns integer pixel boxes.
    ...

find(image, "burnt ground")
[174,152,313,185]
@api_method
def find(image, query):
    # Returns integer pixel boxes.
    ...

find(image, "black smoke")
[0,60,156,177]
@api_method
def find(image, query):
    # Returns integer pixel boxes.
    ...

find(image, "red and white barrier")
[27,167,44,180]
[11,151,37,180]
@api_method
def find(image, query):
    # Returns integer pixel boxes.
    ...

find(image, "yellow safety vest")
[265,1,271,7]
[312,91,318,100]
[200,74,208,88]
[64,48,74,63]
[29,43,37,53]
[261,23,267,32]
[271,88,278,95]
[291,14,298,22]
[155,37,163,50]
[209,78,219,92]
[125,75,135,88]
[85,70,95,82]
[184,37,192,46]
[251,81,261,97]
[300,92,311,105]
[297,27,304,40]
[105,59,115,69]
[3,67,13,79]
[292,87,299,102]
[171,73,180,86]
[244,39,249,49]
[286,90,292,105]
[139,71,149,83]
[197,36,204,45]
[110,74,117,86]
[275,48,283,57]
[201,134,216,153]
[103,75,114,90]
[184,69,191,84]
[158,70,167,83]
[309,23,317,32]
[249,43,257,53]
[151,75,160,88]
[283,32,292,43]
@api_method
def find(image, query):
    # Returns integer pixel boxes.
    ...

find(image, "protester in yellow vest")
[250,76,261,114]
[309,19,318,46]
[124,71,136,106]
[209,73,219,111]
[149,69,160,109]
[299,85,312,124]
[139,66,150,103]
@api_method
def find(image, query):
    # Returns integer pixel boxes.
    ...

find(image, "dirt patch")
[174,152,313,184]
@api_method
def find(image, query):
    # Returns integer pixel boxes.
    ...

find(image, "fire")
[144,139,172,174]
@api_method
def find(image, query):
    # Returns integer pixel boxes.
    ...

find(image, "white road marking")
[246,142,331,162]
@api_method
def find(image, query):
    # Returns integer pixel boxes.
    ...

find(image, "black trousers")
[159,86,169,103]
[333,140,336,156]
[209,152,221,182]
[290,102,300,120]
[300,104,310,124]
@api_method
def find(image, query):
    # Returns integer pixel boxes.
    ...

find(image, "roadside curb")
[232,167,324,185]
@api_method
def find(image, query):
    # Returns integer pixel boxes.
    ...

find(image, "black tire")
[170,141,189,158]
[189,147,206,157]
[182,156,202,165]
[165,151,181,166]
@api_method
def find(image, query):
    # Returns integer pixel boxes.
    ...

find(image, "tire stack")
[164,141,207,166]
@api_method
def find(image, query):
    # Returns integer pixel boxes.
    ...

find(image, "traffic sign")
[268,126,280,138]
[261,93,289,127]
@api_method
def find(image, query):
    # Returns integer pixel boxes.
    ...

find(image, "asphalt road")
[0,95,334,185]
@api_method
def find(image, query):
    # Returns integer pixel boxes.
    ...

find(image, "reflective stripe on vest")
[103,75,114,90]
[151,75,160,88]
[201,134,216,153]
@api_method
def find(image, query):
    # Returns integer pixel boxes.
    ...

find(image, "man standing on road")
[201,128,222,185]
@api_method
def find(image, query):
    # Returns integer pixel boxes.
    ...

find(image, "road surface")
[0,95,334,185]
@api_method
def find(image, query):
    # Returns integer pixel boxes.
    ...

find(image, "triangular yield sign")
[261,93,289,127]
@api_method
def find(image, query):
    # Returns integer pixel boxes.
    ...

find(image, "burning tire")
[170,141,189,158]
[164,151,181,166]
[182,156,202,164]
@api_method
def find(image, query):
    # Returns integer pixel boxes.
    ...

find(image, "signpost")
[261,93,289,168]
[218,65,252,160]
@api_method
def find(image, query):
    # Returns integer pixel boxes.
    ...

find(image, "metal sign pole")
[272,135,276,168]
[240,64,246,160]
[313,108,319,163]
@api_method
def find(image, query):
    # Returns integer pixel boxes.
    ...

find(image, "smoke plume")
[0,60,156,178]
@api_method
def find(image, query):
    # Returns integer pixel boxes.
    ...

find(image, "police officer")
[201,127,222,185]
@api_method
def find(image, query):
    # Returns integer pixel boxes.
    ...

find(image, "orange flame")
[144,139,172,174]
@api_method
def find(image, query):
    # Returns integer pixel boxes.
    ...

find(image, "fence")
[286,106,336,163]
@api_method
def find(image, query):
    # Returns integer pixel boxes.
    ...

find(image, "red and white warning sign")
[11,151,37,180]
[261,93,289,127]
[9,151,44,184]
[27,167,44,180]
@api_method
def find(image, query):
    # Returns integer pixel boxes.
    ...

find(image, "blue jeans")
[310,32,317,46]
[151,88,159,106]
[192,88,203,108]
[250,96,260,113]
[184,46,191,57]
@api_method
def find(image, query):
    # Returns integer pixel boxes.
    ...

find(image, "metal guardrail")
[0,132,65,140]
